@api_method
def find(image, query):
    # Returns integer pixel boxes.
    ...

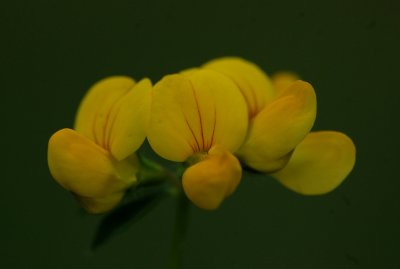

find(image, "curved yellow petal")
[109,78,152,160]
[271,71,300,96]
[182,146,242,210]
[148,70,248,162]
[74,76,136,148]
[74,192,125,214]
[237,80,317,172]
[272,131,356,195]
[180,67,199,76]
[48,128,138,212]
[203,57,274,118]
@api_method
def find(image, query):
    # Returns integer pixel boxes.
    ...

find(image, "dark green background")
[3,0,399,268]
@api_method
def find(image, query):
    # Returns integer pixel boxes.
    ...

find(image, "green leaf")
[91,184,170,250]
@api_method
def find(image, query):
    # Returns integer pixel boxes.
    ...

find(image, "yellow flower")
[147,70,248,209]
[48,76,152,213]
[203,57,356,195]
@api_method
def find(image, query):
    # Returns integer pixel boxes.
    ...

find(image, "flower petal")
[182,146,242,210]
[74,192,125,214]
[148,70,248,161]
[237,80,317,172]
[271,71,300,96]
[74,76,136,149]
[48,128,138,212]
[203,57,274,118]
[108,78,152,160]
[272,131,356,195]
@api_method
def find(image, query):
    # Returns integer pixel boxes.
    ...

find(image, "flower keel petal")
[182,146,242,210]
[75,192,125,214]
[48,128,137,212]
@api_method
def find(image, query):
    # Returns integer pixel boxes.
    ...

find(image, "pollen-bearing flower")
[203,57,356,195]
[48,76,152,213]
[147,70,248,209]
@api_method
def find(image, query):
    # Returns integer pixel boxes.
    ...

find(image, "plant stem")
[169,191,190,269]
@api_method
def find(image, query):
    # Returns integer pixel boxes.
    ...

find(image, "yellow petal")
[108,78,152,160]
[271,71,300,96]
[182,146,242,210]
[272,131,356,195]
[48,128,138,212]
[74,76,136,149]
[180,67,199,76]
[148,70,248,162]
[74,192,125,214]
[237,80,317,172]
[203,57,274,118]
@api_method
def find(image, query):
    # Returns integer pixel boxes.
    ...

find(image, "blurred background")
[2,0,399,268]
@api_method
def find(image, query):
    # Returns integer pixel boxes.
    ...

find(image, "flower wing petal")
[74,76,136,148]
[238,80,317,172]
[272,131,356,195]
[148,70,248,161]
[182,146,242,210]
[203,57,274,117]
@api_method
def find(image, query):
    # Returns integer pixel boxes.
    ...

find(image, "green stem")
[169,191,190,269]
[137,154,173,186]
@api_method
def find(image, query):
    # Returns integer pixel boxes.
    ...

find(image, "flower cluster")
[48,57,356,212]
